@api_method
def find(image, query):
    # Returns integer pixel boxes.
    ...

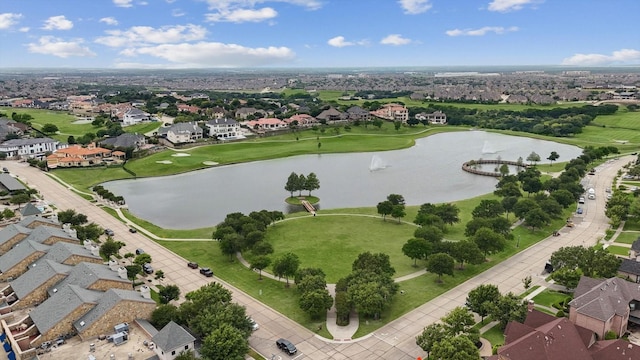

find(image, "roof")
[152,321,196,352]
[0,240,50,273]
[74,288,155,333]
[53,145,111,157]
[0,138,57,147]
[206,118,237,126]
[168,122,202,134]
[20,202,42,217]
[11,259,72,299]
[24,225,78,244]
[589,339,640,360]
[49,261,129,296]
[30,285,101,334]
[631,239,640,252]
[619,258,640,276]
[0,173,27,192]
[569,276,640,321]
[99,133,145,148]
[0,223,31,247]
[18,215,60,228]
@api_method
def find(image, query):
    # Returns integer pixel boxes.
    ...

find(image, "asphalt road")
[5,155,631,359]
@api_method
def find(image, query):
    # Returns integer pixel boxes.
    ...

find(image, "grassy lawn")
[614,231,639,244]
[264,215,419,283]
[0,108,106,141]
[624,220,640,231]
[531,289,571,309]
[481,324,505,347]
[605,245,630,256]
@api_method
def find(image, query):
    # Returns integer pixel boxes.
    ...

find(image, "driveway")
[4,155,631,359]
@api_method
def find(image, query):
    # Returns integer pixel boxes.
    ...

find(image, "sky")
[0,0,639,69]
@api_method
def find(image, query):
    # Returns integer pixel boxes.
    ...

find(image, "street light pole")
[517,235,521,248]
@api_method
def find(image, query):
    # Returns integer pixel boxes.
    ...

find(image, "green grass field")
[605,245,630,256]
[614,231,639,244]
[531,289,570,309]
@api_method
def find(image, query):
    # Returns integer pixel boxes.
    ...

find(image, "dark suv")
[276,338,297,355]
[199,267,213,277]
[187,262,199,269]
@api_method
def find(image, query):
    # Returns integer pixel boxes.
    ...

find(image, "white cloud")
[42,15,74,31]
[113,0,133,8]
[487,0,540,12]
[99,17,119,26]
[27,36,96,58]
[380,34,412,46]
[562,49,640,66]
[172,9,186,17]
[398,0,432,14]
[446,26,518,36]
[206,7,278,23]
[19,27,30,32]
[204,0,322,11]
[0,13,23,30]
[95,24,207,47]
[121,42,295,67]
[328,36,353,48]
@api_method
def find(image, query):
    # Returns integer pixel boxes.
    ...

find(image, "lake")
[103,131,583,229]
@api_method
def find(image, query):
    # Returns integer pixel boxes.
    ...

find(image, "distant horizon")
[1,1,638,69]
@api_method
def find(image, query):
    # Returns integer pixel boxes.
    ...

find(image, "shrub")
[604,330,617,340]
[556,310,565,317]
[335,291,350,326]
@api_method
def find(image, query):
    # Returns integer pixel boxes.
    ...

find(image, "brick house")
[0,224,32,255]
[46,143,124,169]
[569,276,640,338]
[370,103,409,123]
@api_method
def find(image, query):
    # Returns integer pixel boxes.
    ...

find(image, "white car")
[249,317,259,331]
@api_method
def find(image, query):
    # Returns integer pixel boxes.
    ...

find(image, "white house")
[416,111,447,124]
[0,138,67,159]
[205,118,243,140]
[122,108,150,126]
[165,122,203,144]
[151,321,196,360]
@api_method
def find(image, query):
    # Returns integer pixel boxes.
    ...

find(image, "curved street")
[4,155,631,359]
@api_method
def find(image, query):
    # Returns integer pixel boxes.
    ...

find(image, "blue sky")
[0,0,638,69]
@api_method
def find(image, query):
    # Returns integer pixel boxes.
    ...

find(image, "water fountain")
[369,155,387,171]
[481,140,497,154]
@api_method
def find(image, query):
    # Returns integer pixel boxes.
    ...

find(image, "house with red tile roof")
[284,114,318,127]
[243,117,287,131]
[370,103,409,123]
[46,144,124,169]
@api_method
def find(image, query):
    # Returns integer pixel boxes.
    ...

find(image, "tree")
[550,189,576,208]
[347,280,388,319]
[426,253,455,282]
[416,323,447,359]
[547,151,560,166]
[41,123,59,134]
[304,172,320,196]
[352,252,395,277]
[431,336,479,360]
[441,306,478,342]
[155,269,165,281]
[134,253,152,266]
[472,199,504,218]
[299,289,333,319]
[150,304,180,328]
[272,252,300,286]
[99,238,122,259]
[414,226,444,243]
[449,240,484,270]
[387,193,405,205]
[402,238,430,266]
[433,203,460,227]
[297,174,306,196]
[249,255,271,280]
[125,264,142,280]
[472,227,506,258]
[57,209,88,225]
[499,163,509,176]
[200,323,248,360]
[466,284,501,322]
[376,200,393,221]
[524,207,551,231]
[219,233,242,261]
[284,172,300,198]
[10,193,30,209]
[391,204,406,223]
[527,151,541,165]
[522,275,532,290]
[67,135,76,144]
[159,284,181,304]
[487,292,528,329]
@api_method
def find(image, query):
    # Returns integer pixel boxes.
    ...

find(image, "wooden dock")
[300,200,316,215]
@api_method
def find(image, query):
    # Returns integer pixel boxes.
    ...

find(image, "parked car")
[104,229,115,236]
[200,267,213,277]
[135,248,145,255]
[577,208,583,214]
[2,167,8,173]
[249,317,259,331]
[276,338,297,355]
[187,262,199,269]
[129,228,137,233]
[578,197,585,204]
[142,263,154,274]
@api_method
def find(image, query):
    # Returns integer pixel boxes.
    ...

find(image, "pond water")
[103,131,583,229]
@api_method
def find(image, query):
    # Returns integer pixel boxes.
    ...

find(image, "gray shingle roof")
[24,225,78,244]
[0,173,27,192]
[30,285,101,334]
[18,215,60,228]
[49,262,129,296]
[20,203,42,217]
[169,122,202,135]
[0,223,31,247]
[631,239,640,252]
[152,321,195,353]
[74,288,154,333]
[100,133,145,148]
[569,276,640,321]
[11,259,72,299]
[619,259,640,276]
[206,118,237,126]
[41,241,100,264]
[1,138,57,146]
[0,240,50,273]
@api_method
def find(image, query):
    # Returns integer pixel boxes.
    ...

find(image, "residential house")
[491,308,640,360]
[46,143,124,169]
[162,122,203,144]
[346,106,370,121]
[618,258,640,283]
[0,173,27,194]
[0,224,32,255]
[99,133,146,150]
[205,118,243,140]
[0,138,66,159]
[210,106,226,119]
[122,108,150,126]
[177,104,201,114]
[284,114,318,127]
[244,118,287,131]
[18,215,60,230]
[19,203,42,218]
[152,321,196,360]
[235,107,265,120]
[569,276,640,338]
[629,238,640,259]
[0,118,23,140]
[370,103,409,123]
[316,107,346,123]
[416,111,448,124]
